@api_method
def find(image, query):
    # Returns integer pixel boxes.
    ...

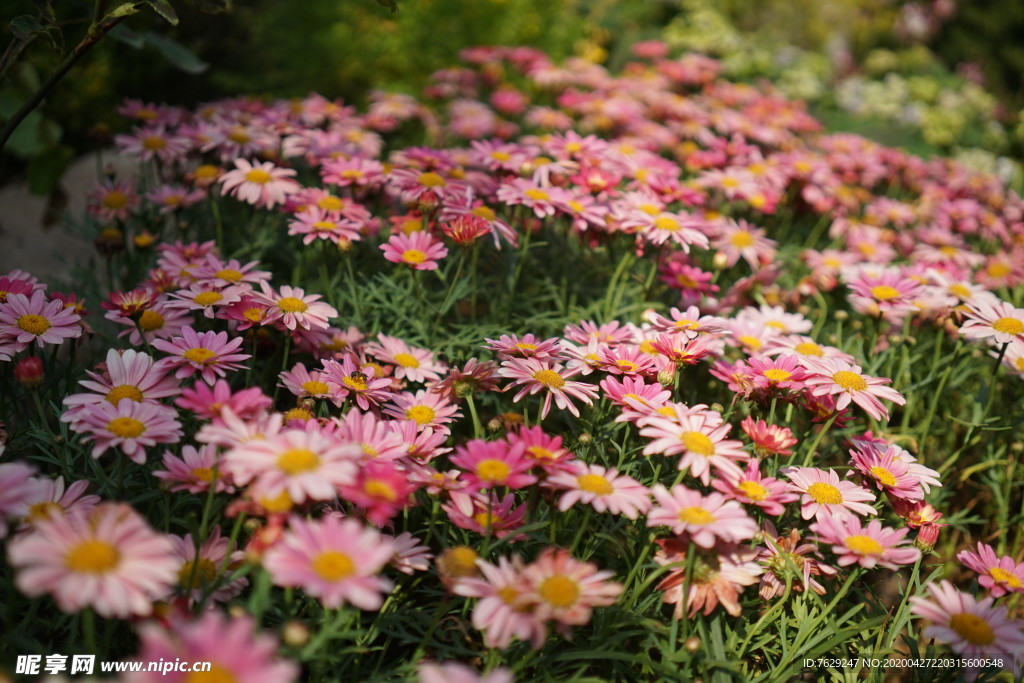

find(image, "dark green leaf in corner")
[143,0,180,25]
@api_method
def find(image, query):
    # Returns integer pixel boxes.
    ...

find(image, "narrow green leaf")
[144,0,179,25]
[141,31,209,74]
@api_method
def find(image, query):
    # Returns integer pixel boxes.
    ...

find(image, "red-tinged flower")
[0,290,82,352]
[649,332,713,367]
[957,543,1024,598]
[443,490,526,540]
[649,485,759,547]
[13,356,43,388]
[711,459,798,515]
[220,158,300,209]
[7,502,179,618]
[152,326,251,385]
[450,438,537,491]
[498,358,599,420]
[802,358,905,423]
[757,520,837,599]
[849,442,940,501]
[73,399,183,463]
[442,215,492,246]
[654,537,762,618]
[101,287,156,317]
[432,358,500,400]
[339,460,416,526]
[781,466,877,521]
[811,514,920,569]
[544,462,650,519]
[506,425,575,471]
[263,515,395,610]
[746,354,808,392]
[175,379,272,423]
[910,581,1024,668]
[381,230,449,270]
[740,417,797,457]
[154,443,233,494]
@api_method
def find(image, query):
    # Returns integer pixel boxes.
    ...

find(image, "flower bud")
[282,620,310,647]
[14,356,44,389]
[684,636,702,652]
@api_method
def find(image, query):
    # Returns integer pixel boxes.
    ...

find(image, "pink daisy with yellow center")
[381,231,449,270]
[781,466,877,521]
[811,514,920,569]
[648,484,759,547]
[802,358,905,423]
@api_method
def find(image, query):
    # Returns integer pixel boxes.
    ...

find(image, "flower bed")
[1,43,1023,682]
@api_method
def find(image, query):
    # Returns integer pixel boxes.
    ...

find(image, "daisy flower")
[383,390,463,431]
[910,580,1024,664]
[519,547,623,627]
[330,410,407,461]
[506,425,575,471]
[322,355,394,410]
[21,476,100,527]
[453,554,546,650]
[386,531,433,575]
[170,525,246,604]
[0,290,82,351]
[639,413,747,485]
[7,503,179,618]
[432,358,501,400]
[175,380,271,423]
[222,427,358,504]
[802,358,905,423]
[957,543,1024,598]
[220,158,300,208]
[648,485,759,547]
[127,611,298,683]
[165,283,246,319]
[746,354,808,392]
[257,282,337,332]
[849,443,939,501]
[366,334,447,383]
[108,297,191,346]
[339,460,416,526]
[498,358,599,420]
[62,348,181,424]
[544,462,651,519]
[419,661,513,683]
[0,462,39,538]
[443,491,527,540]
[739,417,798,457]
[757,521,837,599]
[154,443,232,494]
[846,268,923,322]
[381,231,449,270]
[781,467,877,520]
[654,538,763,618]
[263,515,395,610]
[449,439,537,491]
[279,362,338,405]
[73,399,183,463]
[711,460,798,515]
[811,515,920,569]
[483,333,565,360]
[960,298,1024,346]
[152,326,252,385]
[711,218,776,268]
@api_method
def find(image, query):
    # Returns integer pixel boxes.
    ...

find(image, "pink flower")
[7,503,179,617]
[450,438,537,491]
[62,348,182,425]
[849,442,939,501]
[711,460,798,516]
[21,476,100,528]
[802,358,905,423]
[383,390,463,432]
[339,460,416,526]
[220,158,300,208]
[758,521,837,599]
[846,267,923,322]
[782,467,877,520]
[498,358,599,420]
[910,580,1024,668]
[166,282,246,319]
[960,298,1024,347]
[811,514,920,569]
[0,462,40,538]
[957,543,1024,598]
[639,412,747,485]
[544,462,651,519]
[483,333,565,360]
[654,538,762,618]
[175,380,271,423]
[169,525,246,604]
[418,662,512,683]
[366,334,447,383]
[746,354,808,392]
[126,611,298,683]
[506,425,575,471]
[154,443,233,494]
[257,282,338,332]
[0,290,82,352]
[711,218,776,268]
[443,491,526,540]
[152,326,252,385]
[322,355,394,410]
[740,417,797,457]
[381,231,449,270]
[519,547,623,627]
[453,554,546,649]
[648,485,758,548]
[73,399,183,463]
[263,516,395,610]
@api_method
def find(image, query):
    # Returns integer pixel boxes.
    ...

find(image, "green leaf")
[106,2,144,20]
[141,31,209,74]
[143,0,179,25]
[107,24,146,49]
[10,14,45,39]
[375,0,398,13]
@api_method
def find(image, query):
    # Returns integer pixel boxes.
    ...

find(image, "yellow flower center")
[195,164,220,180]
[184,664,237,683]
[27,501,64,522]
[106,384,144,404]
[276,448,320,475]
[283,407,314,422]
[178,558,218,589]
[183,347,216,364]
[193,291,222,307]
[533,369,565,388]
[418,172,446,187]
[301,380,329,395]
[639,203,660,215]
[948,613,995,645]
[870,466,897,487]
[680,431,715,456]
[989,567,1022,587]
[401,249,427,264]
[191,466,215,482]
[65,540,121,573]
[730,231,755,247]
[737,480,769,501]
[678,506,716,525]
[393,353,420,368]
[577,473,613,495]
[654,216,680,232]
[244,169,273,184]
[102,191,128,209]
[845,535,884,556]
[142,136,166,150]
[340,170,363,179]
[992,317,1024,335]
[364,479,398,502]
[473,511,501,528]
[278,297,308,313]
[471,206,496,221]
[524,188,550,201]
[539,575,580,608]
[986,262,1010,278]
[526,446,556,460]
[215,269,244,282]
[312,550,355,581]
[806,482,843,505]
[615,359,638,372]
[107,416,146,439]
[763,368,792,383]
[515,342,537,351]
[738,335,762,350]
[138,310,165,331]
[442,546,479,576]
[949,284,972,299]
[832,370,868,392]
[317,196,345,211]
[259,490,293,514]
[476,459,511,483]
[243,308,265,324]
[16,314,51,336]
[312,220,337,232]
[870,285,901,301]
[794,341,823,356]
[228,127,250,144]
[407,405,436,425]
[342,376,368,392]
[498,586,520,604]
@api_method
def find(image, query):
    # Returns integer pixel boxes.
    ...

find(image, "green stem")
[466,394,483,440]
[799,414,837,468]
